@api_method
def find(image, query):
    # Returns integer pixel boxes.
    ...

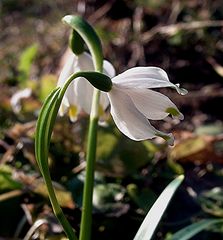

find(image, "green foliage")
[0,165,22,193]
[18,43,38,86]
[93,183,125,211]
[62,15,103,72]
[69,29,85,55]
[134,175,184,240]
[33,179,74,209]
[127,184,157,212]
[39,74,57,101]
[199,188,223,217]
[96,126,155,177]
[169,219,223,240]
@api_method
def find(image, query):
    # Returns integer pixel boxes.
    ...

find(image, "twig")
[0,189,22,202]
[87,0,115,24]
[141,20,223,43]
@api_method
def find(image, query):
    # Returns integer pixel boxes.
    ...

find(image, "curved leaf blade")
[171,219,223,240]
[35,87,61,173]
[134,175,184,240]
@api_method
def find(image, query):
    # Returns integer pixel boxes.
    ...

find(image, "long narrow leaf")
[171,219,223,240]
[134,175,184,240]
[35,87,61,173]
[35,87,77,240]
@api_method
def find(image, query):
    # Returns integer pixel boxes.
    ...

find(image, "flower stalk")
[63,14,104,240]
[79,90,100,240]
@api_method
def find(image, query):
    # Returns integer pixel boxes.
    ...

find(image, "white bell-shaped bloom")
[58,53,186,145]
[107,67,187,145]
[57,51,115,121]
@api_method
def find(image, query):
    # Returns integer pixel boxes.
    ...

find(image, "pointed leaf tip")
[133,175,184,240]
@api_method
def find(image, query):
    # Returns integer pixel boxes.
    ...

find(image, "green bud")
[69,29,85,55]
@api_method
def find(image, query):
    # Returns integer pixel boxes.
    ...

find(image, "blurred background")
[1,0,223,239]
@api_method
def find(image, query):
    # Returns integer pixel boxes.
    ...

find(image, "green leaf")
[170,219,223,240]
[18,43,38,86]
[96,127,154,177]
[33,180,75,209]
[39,74,57,101]
[93,183,125,210]
[35,87,61,171]
[198,188,223,217]
[127,184,156,212]
[0,170,22,193]
[69,29,85,55]
[134,175,184,240]
[35,86,78,239]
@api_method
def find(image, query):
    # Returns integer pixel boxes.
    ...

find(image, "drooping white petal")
[57,51,115,118]
[57,54,78,116]
[57,54,77,87]
[108,87,174,144]
[112,67,187,95]
[75,78,94,114]
[127,88,184,120]
[100,92,110,110]
[77,52,94,71]
[103,60,116,78]
[58,97,69,116]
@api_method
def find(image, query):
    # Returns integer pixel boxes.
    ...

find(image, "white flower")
[10,88,32,113]
[57,51,115,121]
[107,67,187,145]
[58,52,186,145]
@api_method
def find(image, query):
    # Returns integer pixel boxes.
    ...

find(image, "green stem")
[79,89,100,240]
[61,16,104,239]
[42,164,78,240]
[59,72,103,240]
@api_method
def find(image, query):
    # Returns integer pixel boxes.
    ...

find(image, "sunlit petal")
[108,87,173,144]
[100,92,110,110]
[127,88,184,120]
[57,54,77,86]
[112,67,187,95]
[103,60,116,78]
[75,78,94,114]
[68,105,78,122]
[77,52,94,71]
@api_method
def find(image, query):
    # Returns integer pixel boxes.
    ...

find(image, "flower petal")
[68,105,78,122]
[58,51,115,117]
[100,92,110,110]
[77,52,94,70]
[57,54,79,114]
[75,78,94,114]
[57,54,77,87]
[103,60,116,78]
[108,87,174,144]
[112,67,187,95]
[127,88,184,120]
